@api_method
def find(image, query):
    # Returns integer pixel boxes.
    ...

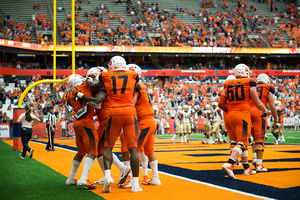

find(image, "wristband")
[77,92,84,99]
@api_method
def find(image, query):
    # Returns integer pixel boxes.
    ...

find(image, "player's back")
[135,82,154,120]
[224,78,256,112]
[100,70,138,115]
[250,84,274,107]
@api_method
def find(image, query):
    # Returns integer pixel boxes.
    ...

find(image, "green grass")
[155,131,300,144]
[0,141,104,200]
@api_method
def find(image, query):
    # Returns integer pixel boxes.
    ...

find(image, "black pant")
[46,126,55,150]
[21,128,32,157]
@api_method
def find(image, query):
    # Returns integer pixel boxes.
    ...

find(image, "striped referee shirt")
[47,112,56,127]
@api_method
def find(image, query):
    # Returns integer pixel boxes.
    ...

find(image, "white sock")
[218,133,222,141]
[184,135,187,142]
[132,176,139,185]
[97,156,105,175]
[256,159,262,165]
[123,160,130,167]
[150,160,159,179]
[253,152,257,159]
[180,136,183,142]
[69,160,80,180]
[209,135,212,142]
[80,156,94,180]
[171,134,177,140]
[113,153,125,171]
[139,152,148,176]
[281,135,285,140]
[105,169,111,178]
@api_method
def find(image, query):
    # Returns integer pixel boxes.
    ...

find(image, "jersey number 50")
[227,85,245,101]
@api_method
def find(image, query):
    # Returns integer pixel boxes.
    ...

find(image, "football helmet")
[257,73,270,84]
[177,106,182,110]
[234,64,250,78]
[183,105,188,111]
[98,66,108,73]
[226,75,236,81]
[126,64,142,77]
[211,102,218,107]
[275,100,281,107]
[87,67,101,82]
[204,104,211,110]
[108,56,126,71]
[68,74,83,89]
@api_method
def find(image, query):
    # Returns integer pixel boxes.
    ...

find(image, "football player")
[211,102,222,144]
[182,105,191,144]
[250,73,278,172]
[270,100,284,144]
[218,64,267,179]
[202,104,212,144]
[65,74,98,189]
[170,106,184,143]
[84,56,142,193]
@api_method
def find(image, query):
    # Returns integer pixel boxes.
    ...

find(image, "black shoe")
[29,149,34,158]
[51,149,57,152]
[45,149,51,151]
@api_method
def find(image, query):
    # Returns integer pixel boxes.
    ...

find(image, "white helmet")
[98,66,108,73]
[108,56,126,71]
[204,104,211,110]
[211,102,218,107]
[234,64,250,78]
[275,100,281,107]
[257,73,270,84]
[183,105,188,110]
[68,74,84,89]
[126,64,142,77]
[177,106,182,110]
[87,67,101,82]
[226,75,236,81]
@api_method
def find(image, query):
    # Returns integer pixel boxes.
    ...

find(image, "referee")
[45,106,57,151]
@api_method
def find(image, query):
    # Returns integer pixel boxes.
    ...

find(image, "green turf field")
[155,131,300,144]
[0,141,103,200]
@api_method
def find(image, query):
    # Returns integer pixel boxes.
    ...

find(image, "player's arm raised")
[268,87,278,122]
[250,86,267,116]
[218,89,228,113]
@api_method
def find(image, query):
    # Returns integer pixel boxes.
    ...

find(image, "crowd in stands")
[59,0,148,46]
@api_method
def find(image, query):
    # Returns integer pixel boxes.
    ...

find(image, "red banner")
[1,67,298,77]
[1,39,300,54]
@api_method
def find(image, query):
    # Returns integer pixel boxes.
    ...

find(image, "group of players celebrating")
[63,56,160,193]
[62,57,284,189]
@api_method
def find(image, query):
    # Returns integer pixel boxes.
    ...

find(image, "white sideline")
[30,140,275,200]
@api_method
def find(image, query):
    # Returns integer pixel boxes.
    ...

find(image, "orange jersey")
[64,81,94,122]
[135,82,154,121]
[250,84,275,107]
[224,78,256,112]
[99,70,139,115]
[93,88,111,122]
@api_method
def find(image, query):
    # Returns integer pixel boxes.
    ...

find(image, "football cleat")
[118,175,132,188]
[118,166,131,185]
[94,176,114,184]
[66,178,77,186]
[77,179,96,189]
[170,139,175,143]
[256,164,268,172]
[102,176,113,193]
[243,167,256,175]
[222,163,236,179]
[19,153,24,159]
[29,149,34,158]
[149,178,161,186]
[131,183,143,192]
[281,139,286,142]
[142,175,151,185]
